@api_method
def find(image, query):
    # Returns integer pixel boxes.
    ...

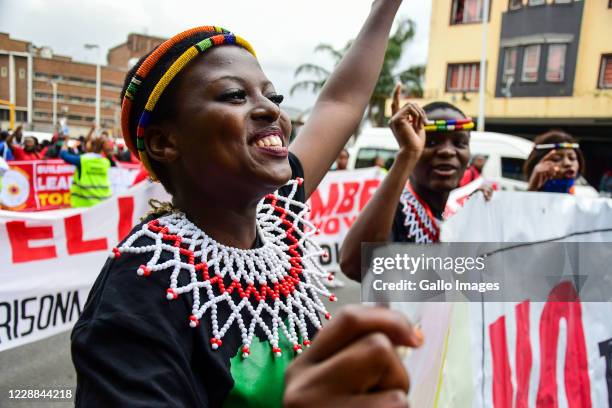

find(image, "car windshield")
[355,148,397,169]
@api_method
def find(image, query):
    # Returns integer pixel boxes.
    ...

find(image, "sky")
[0,0,432,111]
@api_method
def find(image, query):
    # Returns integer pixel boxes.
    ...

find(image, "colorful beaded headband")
[534,142,579,150]
[424,118,474,133]
[120,26,256,180]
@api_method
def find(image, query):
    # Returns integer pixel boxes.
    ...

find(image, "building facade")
[418,0,612,186]
[0,32,165,137]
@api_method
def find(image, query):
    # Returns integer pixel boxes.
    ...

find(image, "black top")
[71,153,306,408]
[390,196,443,243]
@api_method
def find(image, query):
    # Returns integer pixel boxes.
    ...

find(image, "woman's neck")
[172,193,260,250]
[410,179,449,217]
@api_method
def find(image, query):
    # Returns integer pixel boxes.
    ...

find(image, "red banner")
[0,160,73,211]
[0,160,141,212]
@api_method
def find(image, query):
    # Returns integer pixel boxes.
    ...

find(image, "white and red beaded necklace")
[110,178,335,358]
[399,183,442,243]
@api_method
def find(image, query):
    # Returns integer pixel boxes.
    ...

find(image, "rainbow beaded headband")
[424,118,474,133]
[535,142,579,150]
[120,26,256,181]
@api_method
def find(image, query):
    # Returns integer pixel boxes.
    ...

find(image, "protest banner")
[0,181,170,352]
[0,160,140,212]
[398,192,612,407]
[307,167,385,271]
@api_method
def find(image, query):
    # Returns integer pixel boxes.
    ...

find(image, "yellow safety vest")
[70,155,111,208]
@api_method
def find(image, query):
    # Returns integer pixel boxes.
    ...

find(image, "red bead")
[139,265,151,277]
[327,273,334,281]
[166,288,178,300]
[303,340,311,346]
[189,315,200,327]
[296,177,304,185]
[325,313,331,320]
[329,294,336,302]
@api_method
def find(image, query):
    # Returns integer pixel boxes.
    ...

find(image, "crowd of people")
[0,125,139,164]
[0,125,148,208]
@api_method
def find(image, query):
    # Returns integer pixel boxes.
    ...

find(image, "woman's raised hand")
[283,305,423,408]
[528,149,560,191]
[389,84,426,160]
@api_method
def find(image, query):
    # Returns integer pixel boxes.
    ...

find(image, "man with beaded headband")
[341,86,476,281]
[71,3,424,407]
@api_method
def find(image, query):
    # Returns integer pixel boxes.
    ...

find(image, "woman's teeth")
[255,135,283,148]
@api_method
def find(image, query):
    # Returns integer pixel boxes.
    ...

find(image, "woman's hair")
[87,136,106,154]
[523,130,585,178]
[422,101,466,118]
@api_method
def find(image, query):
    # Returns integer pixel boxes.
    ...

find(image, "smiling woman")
[70,4,424,408]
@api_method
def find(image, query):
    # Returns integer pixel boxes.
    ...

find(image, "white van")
[347,128,598,196]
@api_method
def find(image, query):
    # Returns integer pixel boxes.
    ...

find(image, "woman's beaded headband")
[424,118,474,133]
[120,26,256,181]
[534,142,580,150]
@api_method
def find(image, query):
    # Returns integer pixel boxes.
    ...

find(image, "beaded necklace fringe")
[111,178,336,358]
[399,184,441,243]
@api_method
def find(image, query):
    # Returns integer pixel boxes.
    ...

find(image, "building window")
[528,0,545,5]
[18,68,26,79]
[521,45,541,82]
[502,48,518,85]
[16,111,28,122]
[546,44,567,82]
[599,55,612,89]
[0,67,7,78]
[509,0,522,10]
[451,0,484,24]
[554,0,572,3]
[447,63,481,92]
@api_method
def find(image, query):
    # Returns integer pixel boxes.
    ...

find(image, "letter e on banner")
[6,221,57,263]
[65,215,108,255]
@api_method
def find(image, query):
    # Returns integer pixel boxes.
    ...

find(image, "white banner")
[0,182,170,352]
[400,192,612,407]
[307,167,385,272]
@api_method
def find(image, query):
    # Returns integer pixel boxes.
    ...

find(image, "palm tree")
[291,18,424,127]
[289,43,347,96]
